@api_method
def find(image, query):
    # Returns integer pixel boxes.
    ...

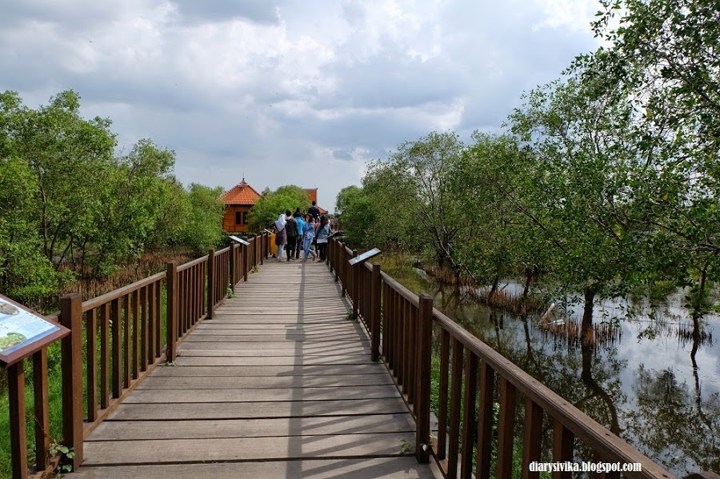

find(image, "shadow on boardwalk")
[68,260,441,479]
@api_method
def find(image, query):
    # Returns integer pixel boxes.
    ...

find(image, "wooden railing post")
[111,298,121,398]
[256,235,260,263]
[333,241,340,283]
[351,249,358,319]
[229,244,237,292]
[522,399,544,479]
[371,263,381,362]
[33,349,50,472]
[8,360,28,479]
[60,293,83,471]
[244,244,250,282]
[552,419,575,479]
[261,233,266,262]
[166,261,178,363]
[416,294,433,464]
[207,249,215,319]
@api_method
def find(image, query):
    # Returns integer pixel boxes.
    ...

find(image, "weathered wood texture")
[69,261,440,479]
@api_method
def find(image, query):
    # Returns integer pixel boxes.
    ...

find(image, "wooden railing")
[328,238,700,479]
[3,233,270,479]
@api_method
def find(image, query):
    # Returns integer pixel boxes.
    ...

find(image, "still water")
[413,272,719,476]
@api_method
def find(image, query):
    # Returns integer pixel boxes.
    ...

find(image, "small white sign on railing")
[349,248,382,266]
[229,235,250,246]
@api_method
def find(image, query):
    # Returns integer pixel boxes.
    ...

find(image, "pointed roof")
[221,179,262,206]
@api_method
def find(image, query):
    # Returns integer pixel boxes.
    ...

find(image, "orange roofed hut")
[221,179,262,233]
[221,180,329,233]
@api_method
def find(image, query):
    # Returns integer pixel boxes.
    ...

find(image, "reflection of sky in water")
[619,320,718,393]
[428,279,719,476]
[507,287,719,398]
[587,293,718,401]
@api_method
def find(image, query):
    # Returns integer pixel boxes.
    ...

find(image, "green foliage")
[508,74,647,301]
[179,184,225,254]
[340,0,720,322]
[582,0,720,318]
[49,442,75,473]
[349,131,468,269]
[335,185,374,247]
[91,139,178,275]
[10,90,118,274]
[0,89,225,305]
[146,178,192,248]
[449,133,547,289]
[0,97,66,306]
[249,185,310,231]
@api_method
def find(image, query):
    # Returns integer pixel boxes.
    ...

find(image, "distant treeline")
[336,0,720,329]
[0,90,225,309]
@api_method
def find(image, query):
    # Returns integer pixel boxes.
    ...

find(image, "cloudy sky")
[1,0,602,211]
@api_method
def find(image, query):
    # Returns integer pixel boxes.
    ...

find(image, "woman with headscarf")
[274,212,287,261]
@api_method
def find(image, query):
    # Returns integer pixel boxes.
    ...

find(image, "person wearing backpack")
[308,201,320,222]
[284,210,299,262]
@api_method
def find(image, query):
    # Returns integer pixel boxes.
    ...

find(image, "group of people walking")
[274,201,331,263]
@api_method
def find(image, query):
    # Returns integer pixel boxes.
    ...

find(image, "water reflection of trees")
[426,279,719,477]
[442,291,627,438]
[625,363,720,475]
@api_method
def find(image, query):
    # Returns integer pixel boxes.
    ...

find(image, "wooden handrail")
[177,254,207,272]
[81,271,165,312]
[328,237,681,479]
[3,243,264,479]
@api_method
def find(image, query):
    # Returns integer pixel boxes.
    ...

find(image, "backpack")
[286,218,298,238]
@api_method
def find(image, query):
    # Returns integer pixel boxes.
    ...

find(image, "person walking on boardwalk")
[274,212,287,262]
[315,215,331,262]
[293,209,305,259]
[308,201,320,222]
[303,214,317,262]
[285,210,299,262]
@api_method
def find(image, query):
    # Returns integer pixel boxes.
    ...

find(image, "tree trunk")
[522,271,532,300]
[580,342,620,434]
[521,270,533,316]
[582,288,596,345]
[489,273,500,301]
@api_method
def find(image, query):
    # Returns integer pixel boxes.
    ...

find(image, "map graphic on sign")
[0,297,60,354]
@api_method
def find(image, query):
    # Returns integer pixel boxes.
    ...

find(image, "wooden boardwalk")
[69,260,440,479]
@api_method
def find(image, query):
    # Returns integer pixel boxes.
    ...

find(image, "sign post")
[1,294,70,479]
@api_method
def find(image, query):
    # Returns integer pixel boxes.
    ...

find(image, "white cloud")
[531,0,600,32]
[0,0,602,211]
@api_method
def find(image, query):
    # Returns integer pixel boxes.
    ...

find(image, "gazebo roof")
[221,179,262,206]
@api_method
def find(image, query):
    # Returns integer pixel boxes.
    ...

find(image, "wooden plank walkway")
[69,260,441,479]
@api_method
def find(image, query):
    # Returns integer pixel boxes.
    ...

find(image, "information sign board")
[229,235,250,246]
[349,248,382,266]
[0,294,69,366]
